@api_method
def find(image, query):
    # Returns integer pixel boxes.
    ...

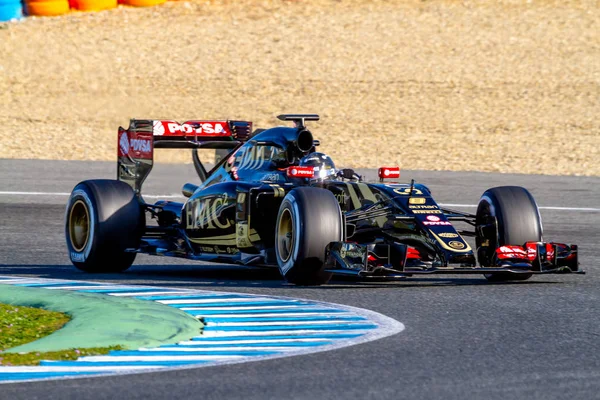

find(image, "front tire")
[65,180,144,273]
[275,187,343,285]
[476,186,542,282]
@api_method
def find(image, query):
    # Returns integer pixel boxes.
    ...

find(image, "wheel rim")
[69,200,90,252]
[277,208,294,263]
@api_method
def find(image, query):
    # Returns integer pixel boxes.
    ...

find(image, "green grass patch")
[0,303,70,351]
[0,303,123,366]
[0,346,124,366]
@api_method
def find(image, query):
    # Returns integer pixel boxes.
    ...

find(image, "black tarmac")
[0,159,599,400]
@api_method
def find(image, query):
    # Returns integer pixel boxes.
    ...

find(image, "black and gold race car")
[65,114,582,285]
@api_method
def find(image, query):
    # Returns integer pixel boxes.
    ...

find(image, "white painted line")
[0,191,182,199]
[1,191,596,211]
[0,191,72,196]
[440,203,600,211]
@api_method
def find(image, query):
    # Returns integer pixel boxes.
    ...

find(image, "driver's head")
[299,152,336,181]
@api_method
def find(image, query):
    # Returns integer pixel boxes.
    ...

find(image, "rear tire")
[275,187,343,285]
[65,180,144,273]
[476,186,542,282]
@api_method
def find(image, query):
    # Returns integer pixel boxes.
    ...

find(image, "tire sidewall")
[275,196,303,277]
[476,186,542,280]
[65,184,98,265]
[274,187,342,285]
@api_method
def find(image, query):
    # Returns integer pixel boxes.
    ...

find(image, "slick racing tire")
[65,180,144,273]
[476,186,542,282]
[275,187,343,285]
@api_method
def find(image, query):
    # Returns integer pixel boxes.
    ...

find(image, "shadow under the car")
[0,264,562,290]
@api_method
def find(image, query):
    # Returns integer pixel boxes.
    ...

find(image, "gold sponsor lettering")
[393,187,423,196]
[438,232,459,238]
[409,205,438,209]
[408,197,426,204]
[412,210,442,214]
[186,196,232,229]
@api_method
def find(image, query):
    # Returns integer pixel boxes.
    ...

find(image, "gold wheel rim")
[277,208,294,263]
[69,200,90,252]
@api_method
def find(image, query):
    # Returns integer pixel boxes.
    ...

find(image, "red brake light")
[378,167,400,179]
[287,166,314,178]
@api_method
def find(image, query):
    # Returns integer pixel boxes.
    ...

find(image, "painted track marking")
[0,191,598,211]
[0,277,404,383]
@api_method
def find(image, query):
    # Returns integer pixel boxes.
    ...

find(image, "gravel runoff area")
[1,0,598,176]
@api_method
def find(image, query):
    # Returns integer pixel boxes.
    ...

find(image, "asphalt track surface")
[0,159,599,400]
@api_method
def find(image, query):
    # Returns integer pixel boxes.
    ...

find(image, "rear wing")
[117,119,252,195]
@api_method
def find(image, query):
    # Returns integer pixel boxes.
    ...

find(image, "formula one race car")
[65,114,582,285]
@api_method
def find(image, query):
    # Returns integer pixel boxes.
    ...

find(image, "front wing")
[324,241,582,278]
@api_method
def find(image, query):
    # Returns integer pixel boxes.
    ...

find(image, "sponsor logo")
[261,173,281,182]
[119,132,129,156]
[438,232,459,238]
[70,251,85,262]
[412,210,442,214]
[186,196,232,229]
[333,192,346,206]
[153,120,165,136]
[409,197,426,205]
[426,215,441,222]
[448,241,465,249]
[130,138,151,153]
[288,167,314,178]
[167,122,227,135]
[423,221,452,226]
[409,205,438,209]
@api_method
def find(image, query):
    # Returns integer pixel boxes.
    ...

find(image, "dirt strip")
[0,0,598,175]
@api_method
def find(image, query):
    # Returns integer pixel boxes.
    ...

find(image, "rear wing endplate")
[117,119,252,196]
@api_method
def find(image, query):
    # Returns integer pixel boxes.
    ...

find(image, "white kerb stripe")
[202,329,372,337]
[108,291,195,297]
[179,305,308,311]
[158,298,291,305]
[0,366,163,372]
[137,346,297,352]
[176,338,333,345]
[198,312,353,318]
[78,355,244,362]
[205,320,368,327]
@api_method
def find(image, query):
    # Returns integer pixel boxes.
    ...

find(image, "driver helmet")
[298,152,336,181]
